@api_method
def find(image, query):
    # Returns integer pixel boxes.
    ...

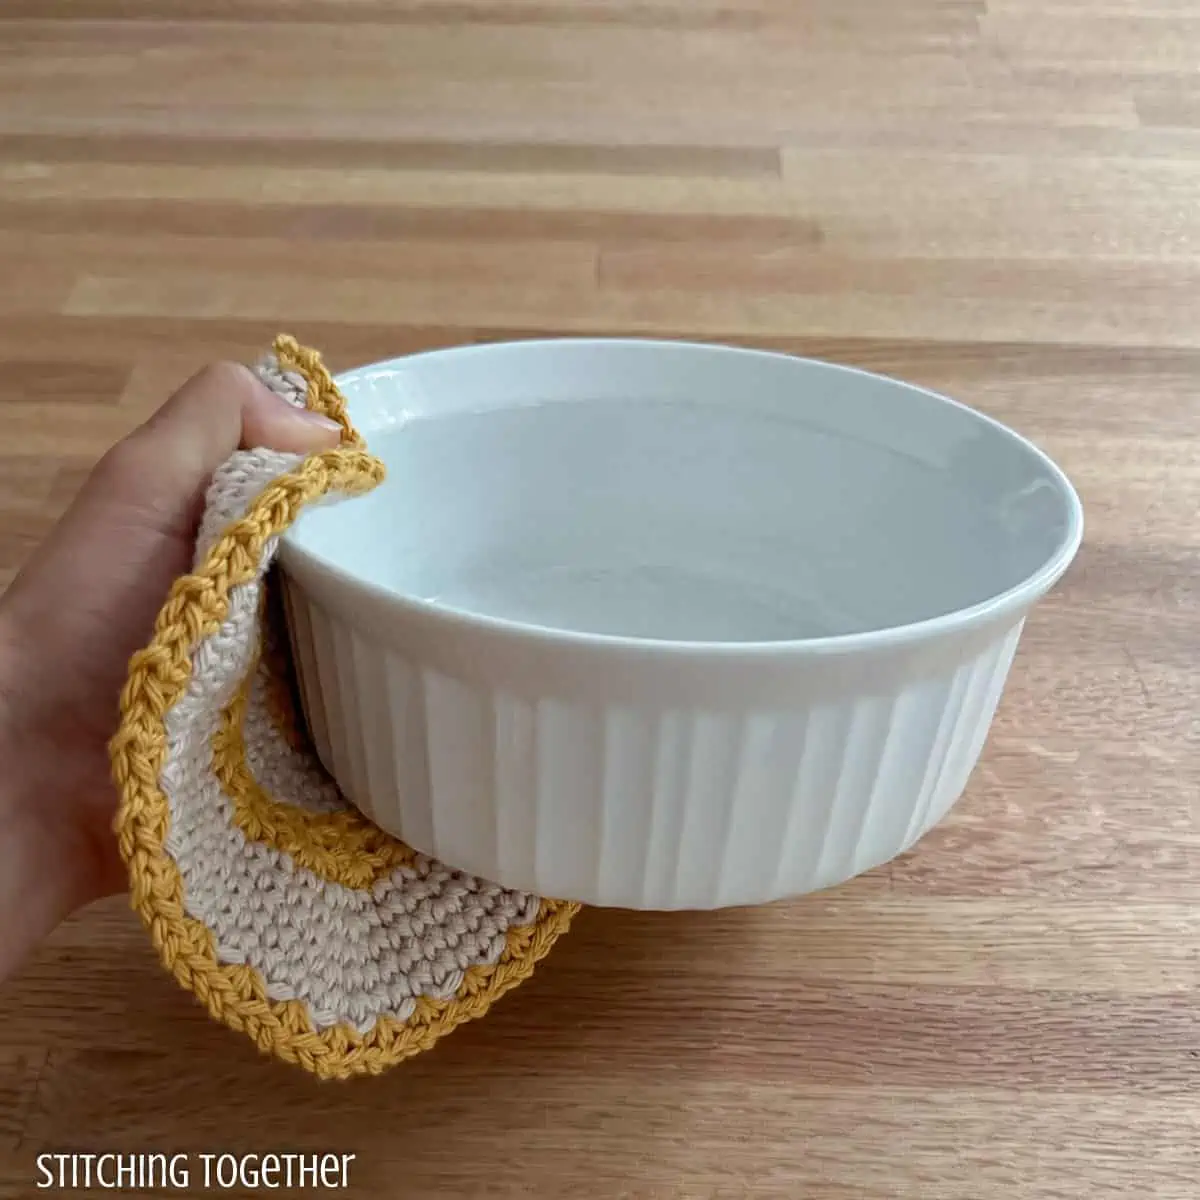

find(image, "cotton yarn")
[110,335,577,1080]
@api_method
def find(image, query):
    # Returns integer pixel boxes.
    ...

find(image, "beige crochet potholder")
[110,336,577,1081]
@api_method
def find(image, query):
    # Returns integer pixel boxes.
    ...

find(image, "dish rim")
[278,336,1084,661]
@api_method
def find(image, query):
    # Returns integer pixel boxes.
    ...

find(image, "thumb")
[139,360,343,463]
[3,361,343,632]
[120,361,343,531]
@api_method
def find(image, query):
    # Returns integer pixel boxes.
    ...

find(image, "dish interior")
[285,341,1078,645]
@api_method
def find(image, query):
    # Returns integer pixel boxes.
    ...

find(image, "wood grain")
[1,2,1198,1197]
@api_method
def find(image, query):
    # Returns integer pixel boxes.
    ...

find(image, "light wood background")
[2,2,1199,1197]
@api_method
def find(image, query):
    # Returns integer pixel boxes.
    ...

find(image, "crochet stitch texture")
[110,336,577,1080]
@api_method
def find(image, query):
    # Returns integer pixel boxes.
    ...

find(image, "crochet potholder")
[110,336,578,1081]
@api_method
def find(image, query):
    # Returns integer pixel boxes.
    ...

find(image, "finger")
[135,360,342,483]
[87,361,342,536]
[3,361,343,627]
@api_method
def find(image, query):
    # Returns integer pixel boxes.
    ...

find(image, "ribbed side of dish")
[282,583,1024,909]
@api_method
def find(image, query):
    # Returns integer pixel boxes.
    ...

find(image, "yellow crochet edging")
[111,336,579,1081]
[274,334,365,448]
[213,671,417,887]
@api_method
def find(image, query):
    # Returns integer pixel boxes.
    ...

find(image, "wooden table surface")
[2,2,1199,1197]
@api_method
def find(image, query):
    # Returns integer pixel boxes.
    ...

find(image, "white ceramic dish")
[277,339,1083,909]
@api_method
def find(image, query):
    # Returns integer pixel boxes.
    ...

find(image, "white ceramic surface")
[277,339,1083,909]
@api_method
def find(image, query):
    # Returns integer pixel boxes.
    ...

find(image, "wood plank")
[1,2,1199,1197]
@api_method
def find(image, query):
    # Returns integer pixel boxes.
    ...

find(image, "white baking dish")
[278,339,1082,909]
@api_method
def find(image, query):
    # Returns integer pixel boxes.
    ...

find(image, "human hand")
[0,362,342,980]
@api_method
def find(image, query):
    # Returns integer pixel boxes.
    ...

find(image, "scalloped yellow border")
[110,335,578,1081]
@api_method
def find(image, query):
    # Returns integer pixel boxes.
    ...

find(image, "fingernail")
[293,407,342,431]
